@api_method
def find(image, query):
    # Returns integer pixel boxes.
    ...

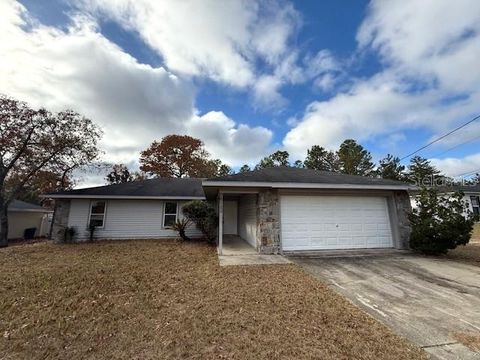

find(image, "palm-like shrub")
[172,218,191,241]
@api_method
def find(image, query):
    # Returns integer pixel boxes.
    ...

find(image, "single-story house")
[45,167,413,254]
[8,200,53,240]
[410,184,480,217]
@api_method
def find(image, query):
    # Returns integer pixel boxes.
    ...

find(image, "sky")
[1,0,480,186]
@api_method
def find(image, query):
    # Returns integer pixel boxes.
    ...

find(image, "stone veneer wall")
[51,199,71,243]
[256,189,281,254]
[393,190,412,249]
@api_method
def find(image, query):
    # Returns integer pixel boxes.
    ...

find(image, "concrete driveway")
[291,254,480,360]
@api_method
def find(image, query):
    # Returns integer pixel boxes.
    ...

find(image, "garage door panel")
[281,195,393,251]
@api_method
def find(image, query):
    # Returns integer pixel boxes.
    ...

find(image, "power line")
[454,167,480,178]
[430,133,480,158]
[399,113,480,161]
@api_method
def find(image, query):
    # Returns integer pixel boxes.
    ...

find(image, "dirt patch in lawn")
[0,240,427,360]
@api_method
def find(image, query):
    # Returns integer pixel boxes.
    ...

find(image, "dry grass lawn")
[473,223,480,242]
[452,332,480,352]
[443,223,480,265]
[0,240,427,360]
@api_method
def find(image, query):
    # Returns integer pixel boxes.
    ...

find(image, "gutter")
[40,195,206,200]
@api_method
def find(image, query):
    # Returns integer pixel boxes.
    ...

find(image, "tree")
[140,135,224,178]
[204,159,233,177]
[293,160,304,168]
[336,139,375,176]
[239,164,251,173]
[0,95,102,247]
[255,150,290,170]
[105,163,133,184]
[131,171,149,181]
[409,188,477,254]
[406,156,441,186]
[376,154,406,181]
[7,169,74,205]
[304,145,340,172]
[473,173,480,184]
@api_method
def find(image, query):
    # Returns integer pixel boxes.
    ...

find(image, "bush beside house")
[182,200,218,243]
[409,188,477,255]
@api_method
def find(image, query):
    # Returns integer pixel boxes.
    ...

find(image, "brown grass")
[472,223,480,242]
[452,332,480,352]
[445,243,480,266]
[0,240,427,360]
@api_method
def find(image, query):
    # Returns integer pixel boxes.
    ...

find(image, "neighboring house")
[410,184,480,217]
[8,200,53,240]
[46,167,413,254]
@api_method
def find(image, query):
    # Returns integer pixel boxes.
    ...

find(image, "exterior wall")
[7,211,50,239]
[51,199,71,242]
[238,194,257,248]
[66,199,202,241]
[410,192,480,218]
[256,189,281,254]
[391,190,412,249]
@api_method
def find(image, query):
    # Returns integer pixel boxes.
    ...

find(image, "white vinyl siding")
[281,195,393,251]
[238,194,257,247]
[68,199,202,241]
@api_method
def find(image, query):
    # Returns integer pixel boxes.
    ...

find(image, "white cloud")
[186,111,273,165]
[75,0,342,109]
[76,0,301,89]
[431,153,480,178]
[0,0,274,179]
[284,0,480,159]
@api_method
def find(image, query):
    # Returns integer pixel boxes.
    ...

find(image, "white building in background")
[8,200,53,240]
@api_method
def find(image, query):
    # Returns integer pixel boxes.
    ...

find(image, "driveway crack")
[420,341,459,349]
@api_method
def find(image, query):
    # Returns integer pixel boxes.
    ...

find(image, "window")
[89,200,106,228]
[163,202,178,228]
[471,196,480,216]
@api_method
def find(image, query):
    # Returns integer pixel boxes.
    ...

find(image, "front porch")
[221,234,256,255]
[219,234,291,266]
[212,189,287,265]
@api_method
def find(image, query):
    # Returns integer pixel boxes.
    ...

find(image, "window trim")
[471,196,480,216]
[163,201,178,229]
[88,200,107,229]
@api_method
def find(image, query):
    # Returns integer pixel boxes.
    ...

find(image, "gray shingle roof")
[9,200,51,212]
[46,178,205,199]
[206,167,410,187]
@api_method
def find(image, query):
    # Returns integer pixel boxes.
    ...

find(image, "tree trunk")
[0,205,8,247]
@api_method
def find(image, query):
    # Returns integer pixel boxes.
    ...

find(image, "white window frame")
[88,200,107,229]
[163,201,178,228]
[471,196,480,216]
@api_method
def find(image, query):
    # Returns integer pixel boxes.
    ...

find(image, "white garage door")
[281,196,393,251]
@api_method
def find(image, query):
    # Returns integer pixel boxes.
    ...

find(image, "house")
[8,200,53,240]
[410,184,480,217]
[45,167,413,254]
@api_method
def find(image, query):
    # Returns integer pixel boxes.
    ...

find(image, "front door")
[223,200,238,234]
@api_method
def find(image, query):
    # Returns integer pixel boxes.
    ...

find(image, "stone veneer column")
[393,191,412,249]
[256,189,281,254]
[51,199,71,243]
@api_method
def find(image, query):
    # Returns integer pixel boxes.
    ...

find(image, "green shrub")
[63,226,77,243]
[182,200,218,243]
[172,218,191,241]
[409,188,477,255]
